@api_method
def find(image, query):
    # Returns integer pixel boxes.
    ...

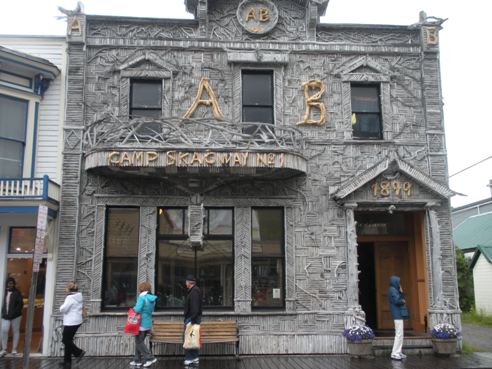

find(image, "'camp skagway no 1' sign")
[237,0,279,34]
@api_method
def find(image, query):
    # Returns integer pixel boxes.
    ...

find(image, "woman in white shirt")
[59,282,85,368]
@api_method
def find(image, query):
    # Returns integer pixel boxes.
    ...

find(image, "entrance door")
[356,211,428,335]
[374,242,411,330]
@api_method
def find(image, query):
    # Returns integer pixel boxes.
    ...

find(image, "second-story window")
[242,71,273,134]
[130,79,162,119]
[351,84,382,139]
[0,94,28,177]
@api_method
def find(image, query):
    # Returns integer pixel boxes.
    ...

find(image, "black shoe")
[59,362,72,368]
[76,350,86,363]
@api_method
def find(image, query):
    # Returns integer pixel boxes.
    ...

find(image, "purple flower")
[431,323,460,339]
[342,325,375,342]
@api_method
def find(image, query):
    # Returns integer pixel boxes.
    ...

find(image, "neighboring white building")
[470,246,492,315]
[0,35,66,355]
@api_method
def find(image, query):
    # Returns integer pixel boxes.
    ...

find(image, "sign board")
[33,205,48,272]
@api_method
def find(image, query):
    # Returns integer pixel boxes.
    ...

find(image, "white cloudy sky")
[1,0,490,208]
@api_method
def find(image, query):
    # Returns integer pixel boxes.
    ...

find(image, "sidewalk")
[2,353,492,369]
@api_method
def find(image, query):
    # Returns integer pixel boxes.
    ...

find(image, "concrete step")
[373,337,433,357]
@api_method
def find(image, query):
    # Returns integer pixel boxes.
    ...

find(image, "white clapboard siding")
[0,37,66,184]
[473,255,492,315]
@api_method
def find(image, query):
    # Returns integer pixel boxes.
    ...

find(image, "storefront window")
[156,207,234,309]
[9,227,37,254]
[102,207,139,309]
[252,208,284,309]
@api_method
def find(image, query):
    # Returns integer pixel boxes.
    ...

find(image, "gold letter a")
[182,77,224,120]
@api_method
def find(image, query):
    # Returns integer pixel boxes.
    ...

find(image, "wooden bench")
[150,320,239,359]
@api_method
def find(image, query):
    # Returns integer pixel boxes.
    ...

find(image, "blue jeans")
[185,348,199,362]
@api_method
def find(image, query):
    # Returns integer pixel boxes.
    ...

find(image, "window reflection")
[156,207,234,309]
[102,207,139,309]
[252,208,284,308]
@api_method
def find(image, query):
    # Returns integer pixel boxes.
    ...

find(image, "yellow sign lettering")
[146,151,158,165]
[183,77,224,120]
[204,152,215,164]
[246,8,256,21]
[166,151,176,165]
[259,8,269,22]
[297,80,326,126]
[108,151,120,165]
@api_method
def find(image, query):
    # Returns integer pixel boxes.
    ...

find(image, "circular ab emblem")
[237,0,279,35]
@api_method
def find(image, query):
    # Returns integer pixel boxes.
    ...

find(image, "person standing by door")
[184,275,202,366]
[0,277,23,357]
[60,282,85,368]
[388,275,409,360]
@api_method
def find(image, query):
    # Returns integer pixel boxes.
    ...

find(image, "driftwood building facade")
[52,0,460,356]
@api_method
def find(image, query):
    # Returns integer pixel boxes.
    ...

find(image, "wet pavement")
[462,323,492,352]
[2,353,492,369]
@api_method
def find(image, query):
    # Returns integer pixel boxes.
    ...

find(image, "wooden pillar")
[343,202,366,327]
[426,204,444,308]
[138,207,157,286]
[235,207,252,313]
[345,203,359,308]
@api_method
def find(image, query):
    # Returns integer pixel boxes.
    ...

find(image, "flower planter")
[347,339,373,358]
[432,338,458,356]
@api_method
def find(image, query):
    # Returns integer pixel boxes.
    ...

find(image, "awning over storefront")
[85,148,307,179]
[83,118,307,179]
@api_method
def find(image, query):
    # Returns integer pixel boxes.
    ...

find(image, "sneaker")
[184,359,194,365]
[75,350,85,363]
[399,353,407,359]
[129,361,142,367]
[143,358,157,367]
[10,350,18,356]
[390,355,402,361]
[0,350,7,357]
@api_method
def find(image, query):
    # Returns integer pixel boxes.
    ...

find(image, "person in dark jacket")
[0,277,23,356]
[388,275,409,361]
[183,275,202,366]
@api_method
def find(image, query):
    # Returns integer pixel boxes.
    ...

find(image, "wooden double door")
[357,212,428,334]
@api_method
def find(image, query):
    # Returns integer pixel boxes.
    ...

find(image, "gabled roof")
[115,51,175,72]
[331,152,455,201]
[470,245,492,269]
[454,211,492,252]
[334,55,393,77]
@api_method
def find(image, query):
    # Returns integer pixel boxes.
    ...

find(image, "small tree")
[455,247,474,312]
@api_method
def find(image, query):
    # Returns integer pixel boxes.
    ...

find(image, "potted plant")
[431,323,460,356]
[342,325,375,358]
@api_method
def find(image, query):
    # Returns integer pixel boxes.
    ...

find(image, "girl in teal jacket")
[130,282,158,367]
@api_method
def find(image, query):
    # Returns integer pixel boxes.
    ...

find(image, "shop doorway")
[5,227,46,353]
[356,211,428,336]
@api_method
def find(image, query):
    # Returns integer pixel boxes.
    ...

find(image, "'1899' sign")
[371,180,413,198]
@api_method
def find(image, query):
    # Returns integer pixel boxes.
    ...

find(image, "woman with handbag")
[388,275,409,361]
[130,282,158,368]
[59,282,85,368]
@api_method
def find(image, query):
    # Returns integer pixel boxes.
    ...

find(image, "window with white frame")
[0,94,28,177]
